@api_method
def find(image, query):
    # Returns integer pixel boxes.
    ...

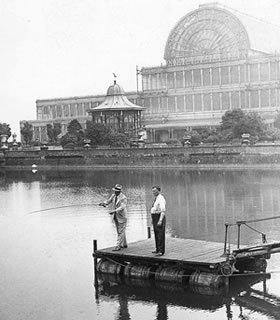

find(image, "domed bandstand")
[88,80,145,134]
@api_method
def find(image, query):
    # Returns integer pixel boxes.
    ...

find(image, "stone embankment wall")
[2,144,280,167]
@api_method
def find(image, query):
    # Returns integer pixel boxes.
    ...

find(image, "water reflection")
[2,169,280,242]
[2,168,280,319]
[96,273,280,320]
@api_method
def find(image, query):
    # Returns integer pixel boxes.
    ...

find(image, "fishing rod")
[26,203,148,216]
[26,203,102,215]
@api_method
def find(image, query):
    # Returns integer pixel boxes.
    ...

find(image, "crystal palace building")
[21,3,280,143]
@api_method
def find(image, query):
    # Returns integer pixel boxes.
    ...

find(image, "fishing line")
[26,204,148,216]
[25,204,149,222]
[26,203,101,215]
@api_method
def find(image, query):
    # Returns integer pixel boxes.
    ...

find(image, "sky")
[1,0,280,136]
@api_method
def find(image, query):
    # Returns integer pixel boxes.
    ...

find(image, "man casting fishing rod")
[99,184,128,251]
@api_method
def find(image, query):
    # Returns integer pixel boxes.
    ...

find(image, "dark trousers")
[151,214,166,254]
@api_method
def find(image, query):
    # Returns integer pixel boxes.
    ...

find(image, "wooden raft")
[94,237,227,270]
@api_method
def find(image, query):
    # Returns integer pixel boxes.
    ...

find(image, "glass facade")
[142,61,280,92]
[141,60,280,114]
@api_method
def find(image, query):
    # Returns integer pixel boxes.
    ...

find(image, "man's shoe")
[155,252,164,256]
[112,246,121,251]
[152,250,158,254]
[122,245,128,248]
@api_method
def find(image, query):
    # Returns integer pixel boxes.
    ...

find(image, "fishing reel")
[219,261,234,276]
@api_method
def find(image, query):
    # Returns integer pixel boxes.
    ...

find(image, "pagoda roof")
[89,81,145,112]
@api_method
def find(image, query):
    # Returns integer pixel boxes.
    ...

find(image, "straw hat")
[112,184,122,192]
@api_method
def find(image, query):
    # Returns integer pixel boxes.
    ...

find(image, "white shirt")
[151,194,166,214]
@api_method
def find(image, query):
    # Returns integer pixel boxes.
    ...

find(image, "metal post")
[147,226,151,239]
[263,275,267,294]
[237,223,241,249]
[93,239,98,288]
[223,223,229,255]
[136,65,139,93]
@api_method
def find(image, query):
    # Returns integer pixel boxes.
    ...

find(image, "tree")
[85,121,111,146]
[189,130,202,146]
[233,112,266,139]
[182,130,202,146]
[220,109,266,140]
[47,123,61,144]
[194,127,213,141]
[260,127,280,141]
[85,121,131,147]
[60,119,84,147]
[67,119,83,135]
[220,109,246,132]
[109,132,130,147]
[20,121,33,145]
[60,132,79,148]
[0,123,11,139]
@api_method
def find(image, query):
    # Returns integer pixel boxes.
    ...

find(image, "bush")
[109,132,130,147]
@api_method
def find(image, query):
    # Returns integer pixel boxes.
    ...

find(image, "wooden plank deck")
[95,237,227,266]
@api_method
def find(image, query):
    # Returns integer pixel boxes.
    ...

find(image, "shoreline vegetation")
[2,163,280,171]
[2,143,280,168]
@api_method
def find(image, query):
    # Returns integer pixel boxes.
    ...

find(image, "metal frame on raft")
[222,215,280,275]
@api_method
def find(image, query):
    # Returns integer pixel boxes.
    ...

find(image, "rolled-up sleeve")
[158,195,166,212]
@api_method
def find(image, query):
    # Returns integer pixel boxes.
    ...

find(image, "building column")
[191,70,194,86]
[239,91,242,108]
[153,129,156,142]
[183,70,186,88]
[238,65,241,83]
[192,94,195,113]
[168,128,174,139]
[39,126,42,142]
[247,91,250,109]
[201,93,204,111]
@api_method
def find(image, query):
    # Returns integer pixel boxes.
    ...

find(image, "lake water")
[1,168,280,319]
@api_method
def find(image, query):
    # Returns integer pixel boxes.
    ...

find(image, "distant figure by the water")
[99,184,128,251]
[150,186,166,256]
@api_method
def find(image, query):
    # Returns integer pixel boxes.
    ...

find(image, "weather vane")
[113,73,117,84]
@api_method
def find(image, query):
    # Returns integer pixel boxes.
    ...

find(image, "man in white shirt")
[150,186,166,256]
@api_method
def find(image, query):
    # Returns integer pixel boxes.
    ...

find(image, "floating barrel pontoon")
[93,216,280,289]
